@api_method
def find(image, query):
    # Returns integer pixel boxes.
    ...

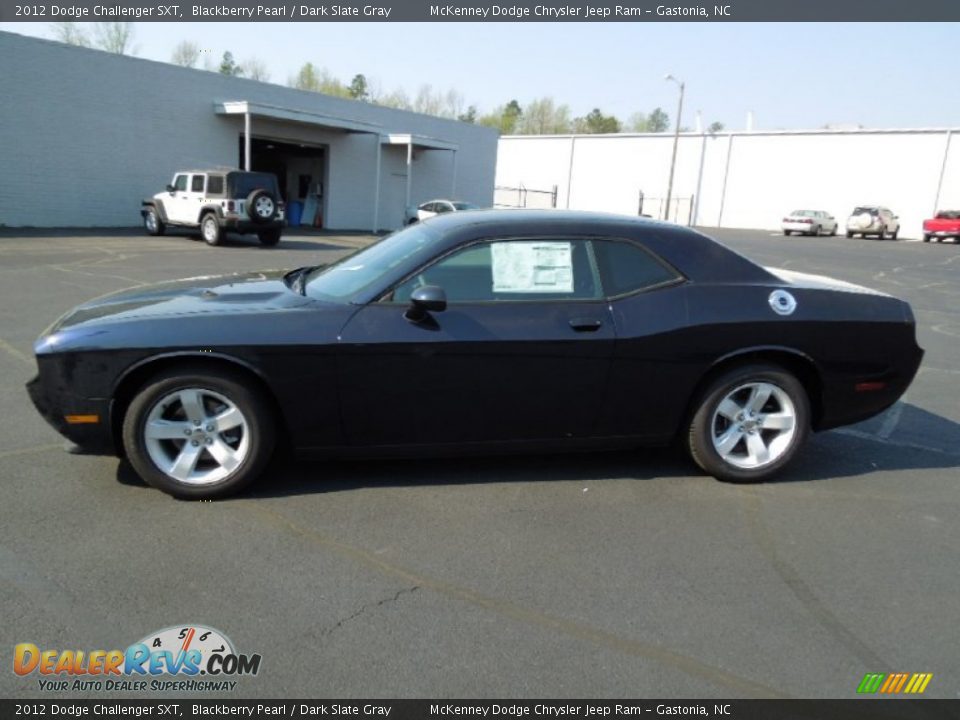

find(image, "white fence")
[496,128,960,239]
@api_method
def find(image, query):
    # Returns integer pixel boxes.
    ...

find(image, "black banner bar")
[1,700,958,720]
[3,0,960,22]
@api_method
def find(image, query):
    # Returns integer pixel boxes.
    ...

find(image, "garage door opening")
[240,136,327,228]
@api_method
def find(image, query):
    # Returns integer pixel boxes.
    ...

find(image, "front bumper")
[26,374,115,454]
[782,222,818,233]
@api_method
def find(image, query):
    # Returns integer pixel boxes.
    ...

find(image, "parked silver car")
[845,206,900,239]
[781,210,838,236]
[405,199,479,225]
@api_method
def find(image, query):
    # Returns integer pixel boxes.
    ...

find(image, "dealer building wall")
[0,31,497,230]
[498,128,960,239]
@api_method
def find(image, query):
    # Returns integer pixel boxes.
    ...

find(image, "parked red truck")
[923,211,960,242]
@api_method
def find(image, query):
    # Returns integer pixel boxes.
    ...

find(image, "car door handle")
[569,318,603,332]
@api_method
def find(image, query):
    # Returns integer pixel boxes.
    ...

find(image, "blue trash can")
[287,201,303,228]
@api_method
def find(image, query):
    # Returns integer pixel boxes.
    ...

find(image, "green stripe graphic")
[857,673,886,693]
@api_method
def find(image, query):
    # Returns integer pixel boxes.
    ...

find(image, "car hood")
[765,267,891,297]
[44,269,313,334]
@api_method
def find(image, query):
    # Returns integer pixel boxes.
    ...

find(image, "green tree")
[50,21,136,54]
[479,100,522,134]
[646,107,670,132]
[219,51,244,77]
[348,74,369,101]
[458,105,478,124]
[171,40,201,68]
[707,121,725,133]
[574,108,621,134]
[517,97,571,135]
[50,22,90,47]
[243,57,271,82]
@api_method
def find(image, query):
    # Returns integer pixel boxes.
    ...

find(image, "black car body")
[27,211,923,498]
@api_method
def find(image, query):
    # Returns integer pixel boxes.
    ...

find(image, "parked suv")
[845,206,899,240]
[141,170,285,246]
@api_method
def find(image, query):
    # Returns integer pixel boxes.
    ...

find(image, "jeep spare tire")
[247,189,278,224]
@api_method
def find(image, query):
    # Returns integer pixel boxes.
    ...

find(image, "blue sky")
[2,22,957,130]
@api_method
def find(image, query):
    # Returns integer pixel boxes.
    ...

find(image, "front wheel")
[783,230,792,236]
[143,208,165,236]
[687,364,810,483]
[923,234,931,242]
[891,229,898,240]
[121,366,276,499]
[845,231,853,238]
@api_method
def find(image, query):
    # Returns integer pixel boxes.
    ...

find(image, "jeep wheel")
[144,208,165,236]
[247,190,278,224]
[258,229,282,247]
[201,214,223,246]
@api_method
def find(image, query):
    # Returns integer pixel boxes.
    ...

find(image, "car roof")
[416,209,775,285]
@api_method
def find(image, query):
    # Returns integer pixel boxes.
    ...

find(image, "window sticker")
[492,241,573,293]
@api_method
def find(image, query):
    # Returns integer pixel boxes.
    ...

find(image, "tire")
[923,234,931,242]
[687,363,810,483]
[143,208,165,236]
[258,229,282,246]
[407,218,418,226]
[877,228,886,240]
[891,229,898,240]
[783,230,792,236]
[845,231,853,238]
[246,189,278,225]
[830,226,837,236]
[121,365,276,499]
[201,213,223,246]
[810,225,820,236]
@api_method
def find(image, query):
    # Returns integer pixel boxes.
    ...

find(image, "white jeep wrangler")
[141,170,285,246]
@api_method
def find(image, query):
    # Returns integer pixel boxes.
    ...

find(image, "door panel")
[337,301,615,446]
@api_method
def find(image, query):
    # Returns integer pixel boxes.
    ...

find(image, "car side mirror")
[405,285,447,323]
[166,184,176,193]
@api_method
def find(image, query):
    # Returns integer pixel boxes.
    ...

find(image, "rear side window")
[230,173,279,197]
[207,175,224,195]
[191,175,205,192]
[592,239,681,297]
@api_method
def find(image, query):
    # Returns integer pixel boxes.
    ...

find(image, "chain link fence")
[494,184,558,209]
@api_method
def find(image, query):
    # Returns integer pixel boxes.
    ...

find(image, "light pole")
[664,74,685,222]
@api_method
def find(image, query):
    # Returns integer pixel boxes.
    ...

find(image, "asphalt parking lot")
[0,226,957,700]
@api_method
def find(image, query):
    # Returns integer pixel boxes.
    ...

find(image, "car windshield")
[304,224,441,302]
[452,202,478,210]
[229,172,279,197]
[792,210,814,217]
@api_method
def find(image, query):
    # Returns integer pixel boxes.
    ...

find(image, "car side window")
[391,238,601,304]
[173,175,188,192]
[207,175,224,195]
[436,203,452,214]
[191,175,205,193]
[591,239,682,298]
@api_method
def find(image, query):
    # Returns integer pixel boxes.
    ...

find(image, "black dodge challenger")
[27,211,923,499]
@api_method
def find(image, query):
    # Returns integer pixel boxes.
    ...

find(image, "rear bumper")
[222,214,285,232]
[924,229,959,237]
[816,343,924,431]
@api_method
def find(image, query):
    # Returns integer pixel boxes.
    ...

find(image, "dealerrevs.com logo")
[14,625,261,692]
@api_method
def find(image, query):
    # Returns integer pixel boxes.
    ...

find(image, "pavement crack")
[322,586,420,637]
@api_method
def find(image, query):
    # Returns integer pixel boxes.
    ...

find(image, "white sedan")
[405,199,479,225]
[781,210,838,236]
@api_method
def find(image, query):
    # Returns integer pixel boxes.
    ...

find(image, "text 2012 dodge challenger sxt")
[27,211,923,499]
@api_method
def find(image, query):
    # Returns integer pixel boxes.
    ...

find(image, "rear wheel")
[687,364,809,483]
[784,230,792,236]
[810,225,820,236]
[121,366,276,499]
[258,229,282,246]
[891,229,898,240]
[845,231,853,238]
[877,228,886,240]
[201,214,223,246]
[923,234,931,242]
[830,225,837,236]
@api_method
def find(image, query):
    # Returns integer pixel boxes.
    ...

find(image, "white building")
[0,31,498,231]
[497,128,960,239]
